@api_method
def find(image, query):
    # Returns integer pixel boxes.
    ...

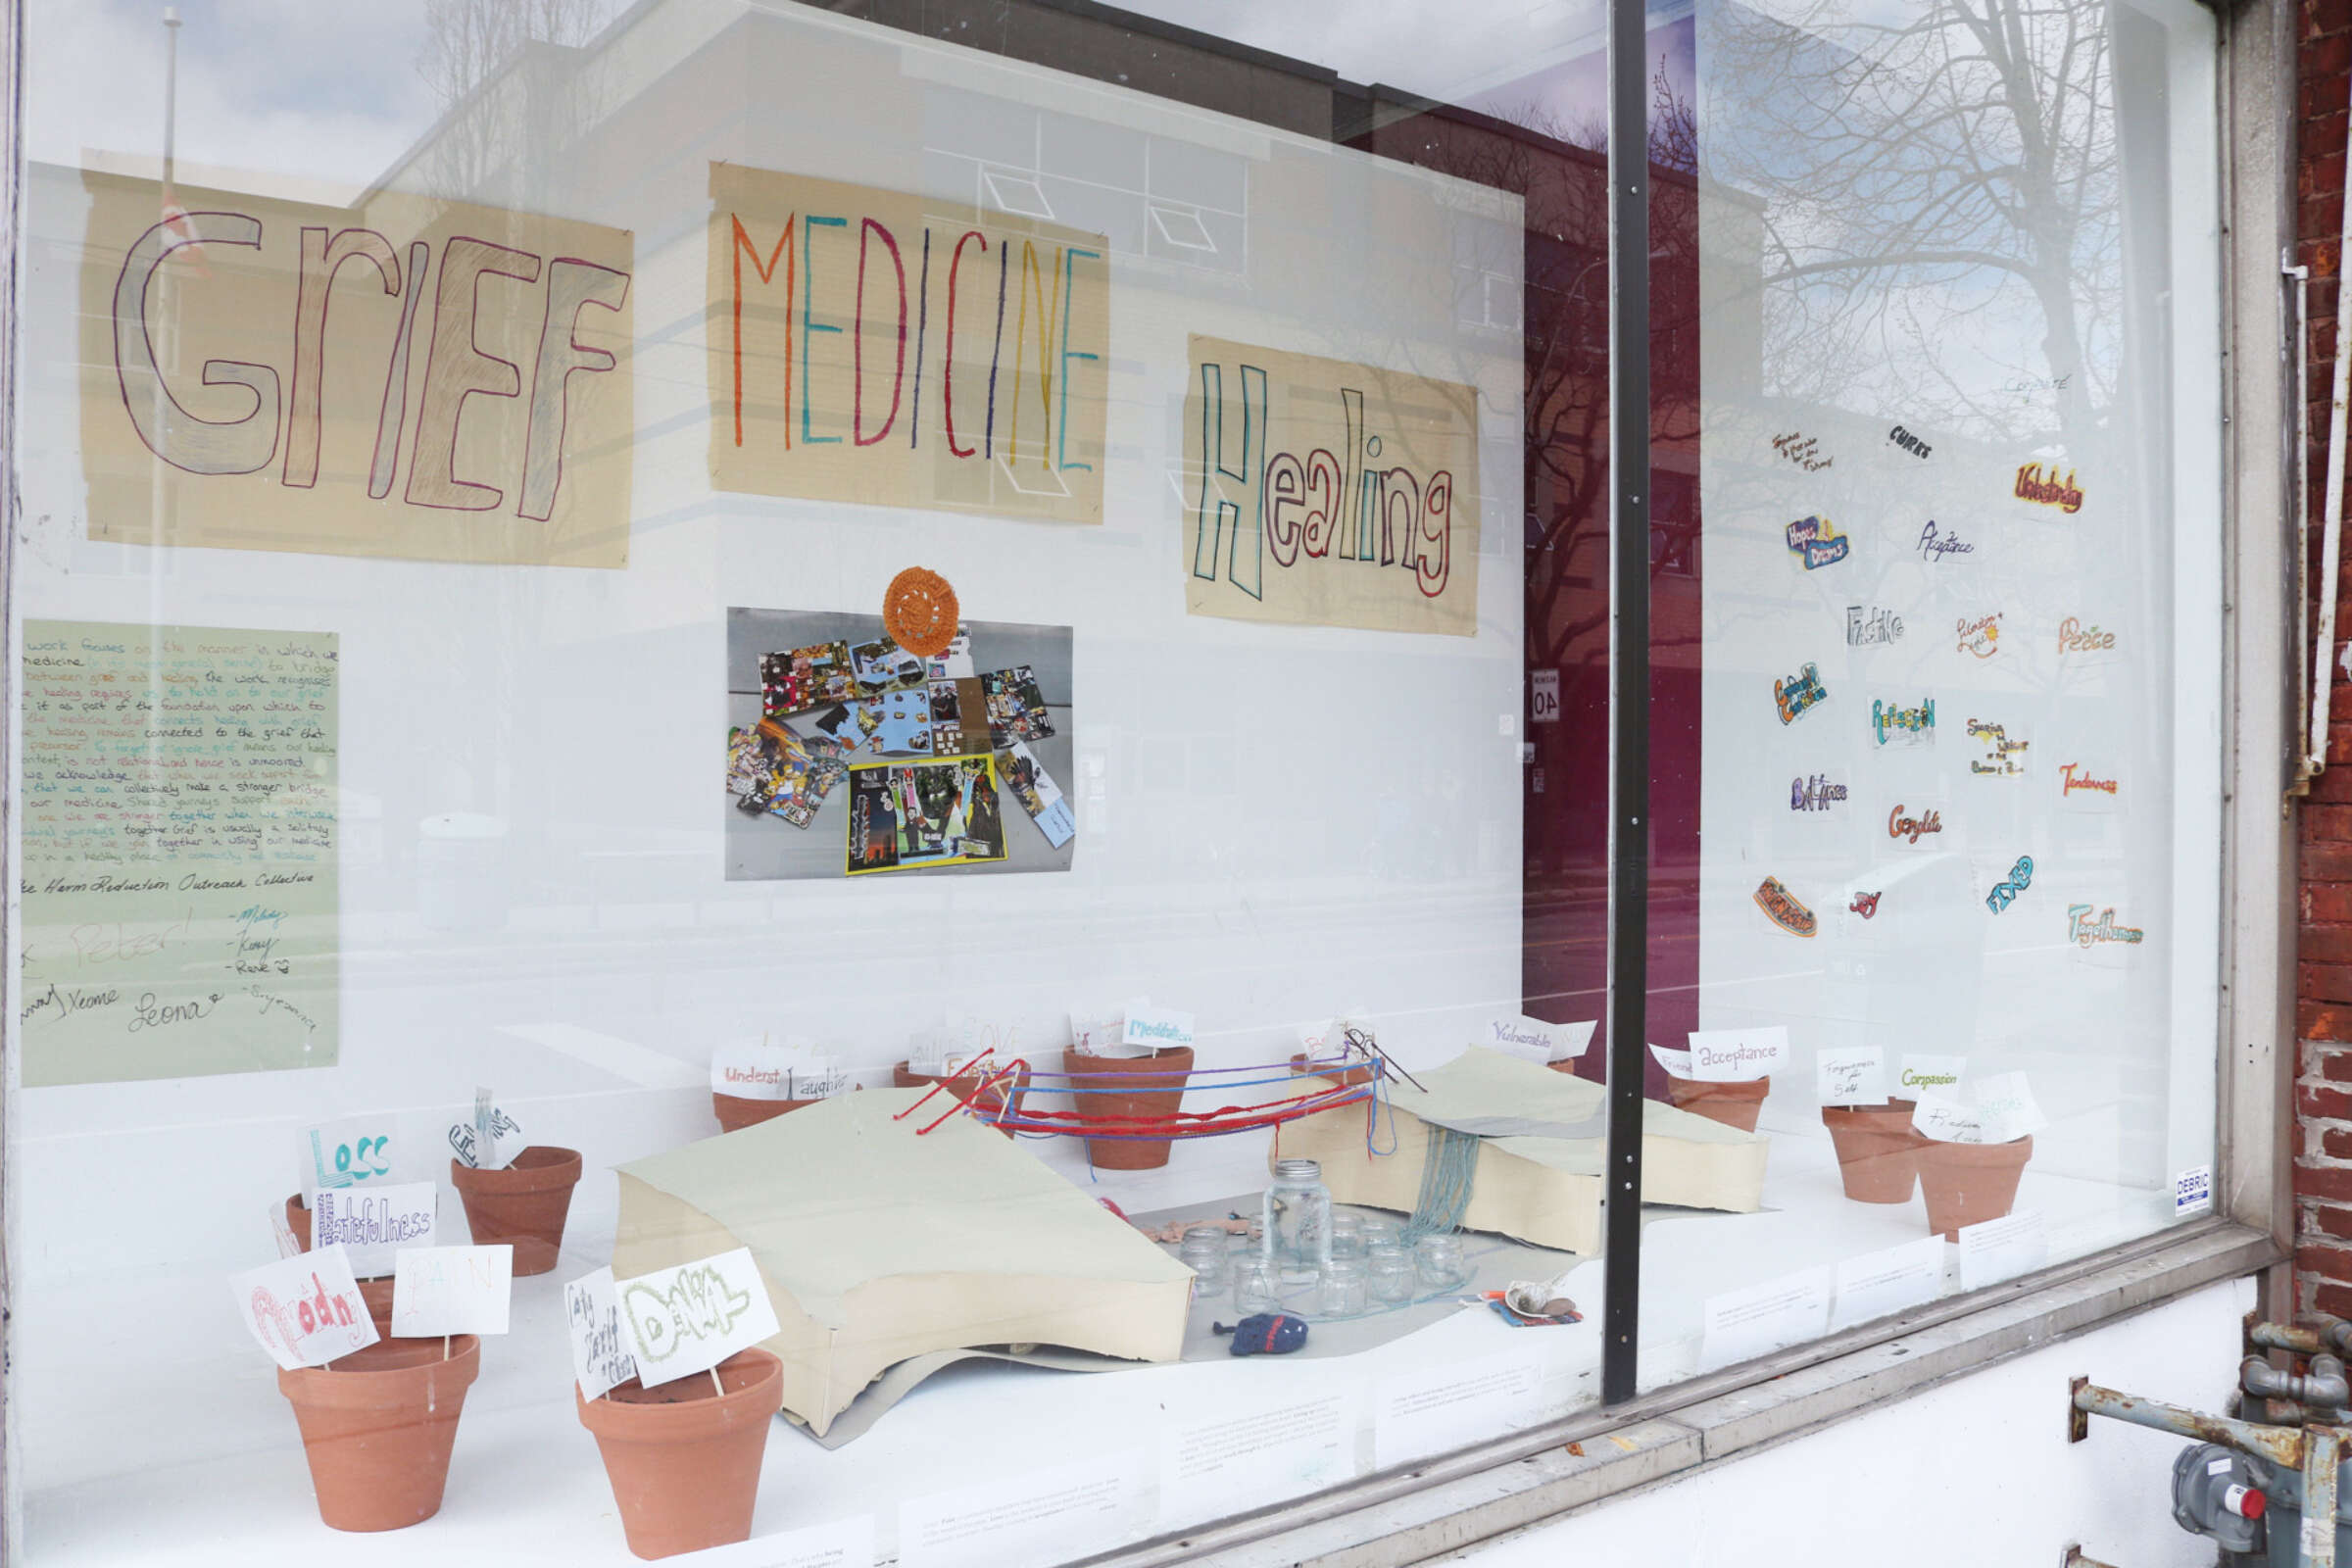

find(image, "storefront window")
[8,0,2222,1561]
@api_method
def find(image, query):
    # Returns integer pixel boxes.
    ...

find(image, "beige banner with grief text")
[1183,335,1481,637]
[709,163,1108,525]
[75,171,635,567]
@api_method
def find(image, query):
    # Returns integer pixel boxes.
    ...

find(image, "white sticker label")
[230,1245,380,1369]
[1817,1046,1888,1106]
[615,1247,782,1388]
[565,1265,640,1401]
[310,1180,437,1278]
[391,1245,514,1337]
[1687,1026,1789,1083]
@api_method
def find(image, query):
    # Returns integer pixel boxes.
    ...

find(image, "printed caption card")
[310,1180,437,1278]
[567,1265,641,1399]
[232,1244,380,1369]
[391,1245,514,1337]
[615,1247,782,1388]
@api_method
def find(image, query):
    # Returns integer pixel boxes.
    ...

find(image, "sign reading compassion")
[76,172,635,566]
[1184,335,1482,637]
[709,163,1109,525]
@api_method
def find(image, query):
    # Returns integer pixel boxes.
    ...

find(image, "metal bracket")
[2069,1375,2088,1443]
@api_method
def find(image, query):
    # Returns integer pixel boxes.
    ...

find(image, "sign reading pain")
[74,172,636,566]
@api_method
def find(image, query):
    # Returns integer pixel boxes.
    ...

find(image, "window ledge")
[1083,1219,2279,1568]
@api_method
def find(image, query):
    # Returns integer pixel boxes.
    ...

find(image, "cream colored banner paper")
[76,172,634,566]
[708,163,1108,524]
[21,620,338,1085]
[1183,335,1481,637]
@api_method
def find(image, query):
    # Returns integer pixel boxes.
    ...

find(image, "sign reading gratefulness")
[1184,336,1481,637]
[75,172,635,566]
[709,163,1109,525]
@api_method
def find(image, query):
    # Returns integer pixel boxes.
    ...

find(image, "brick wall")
[2300,0,2352,1320]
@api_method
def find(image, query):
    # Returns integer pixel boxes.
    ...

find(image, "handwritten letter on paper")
[1185,336,1482,637]
[20,620,337,1085]
[708,163,1109,525]
[75,172,634,566]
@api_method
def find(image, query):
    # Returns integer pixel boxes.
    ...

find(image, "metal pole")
[1599,0,1651,1407]
[161,7,178,187]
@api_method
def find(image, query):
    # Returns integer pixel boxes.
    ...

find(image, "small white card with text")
[616,1248,782,1388]
[301,1115,398,1205]
[311,1180,437,1278]
[231,1245,380,1370]
[567,1265,641,1400]
[1897,1053,1966,1097]
[392,1245,514,1337]
[1688,1026,1789,1083]
[1121,1005,1196,1053]
[1817,1046,1887,1106]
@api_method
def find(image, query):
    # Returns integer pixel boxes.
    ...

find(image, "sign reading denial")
[615,1248,781,1388]
[232,1245,379,1369]
[710,163,1108,525]
[1185,335,1482,637]
[74,172,634,566]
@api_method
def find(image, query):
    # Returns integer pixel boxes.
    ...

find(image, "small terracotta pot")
[1821,1101,1926,1203]
[711,1092,823,1133]
[1665,1074,1771,1133]
[283,1195,396,1333]
[578,1348,785,1559]
[1918,1134,2034,1240]
[449,1146,582,1276]
[277,1334,481,1532]
[1288,1052,1375,1087]
[1062,1046,1197,1170]
[894,1060,1030,1135]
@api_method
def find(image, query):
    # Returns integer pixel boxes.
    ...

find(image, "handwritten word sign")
[232,1245,379,1369]
[567,1266,641,1400]
[1817,1046,1887,1106]
[1910,1090,1985,1143]
[1648,1043,1695,1078]
[1688,1026,1788,1083]
[1969,1071,2048,1145]
[302,1116,395,1204]
[450,1090,524,1170]
[392,1245,514,1337]
[1185,335,1482,638]
[1122,1005,1197,1053]
[616,1248,782,1388]
[312,1181,437,1278]
[710,163,1107,526]
[75,172,633,566]
[1481,1015,1594,1064]
[711,1042,802,1102]
[1898,1054,1966,1096]
[20,620,339,1087]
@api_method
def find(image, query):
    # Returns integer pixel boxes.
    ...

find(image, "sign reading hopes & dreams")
[1185,335,1482,638]
[615,1247,782,1387]
[231,1244,379,1369]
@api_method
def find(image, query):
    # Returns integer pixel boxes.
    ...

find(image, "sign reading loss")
[1185,336,1481,637]
[710,163,1108,524]
[74,172,634,566]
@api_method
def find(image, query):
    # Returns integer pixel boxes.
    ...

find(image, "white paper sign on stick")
[1648,1043,1694,1078]
[1911,1090,1986,1144]
[1481,1015,1594,1064]
[1969,1070,2048,1145]
[392,1245,514,1337]
[1816,1046,1887,1107]
[616,1247,782,1388]
[710,1043,799,1101]
[1688,1026,1789,1083]
[311,1180,437,1278]
[231,1245,380,1369]
[1121,1004,1196,1053]
[300,1115,397,1205]
[450,1088,526,1171]
[567,1265,640,1400]
[1897,1054,1966,1098]
[270,1200,304,1260]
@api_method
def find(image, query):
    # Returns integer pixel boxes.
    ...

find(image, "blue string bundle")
[1399,1124,1480,1245]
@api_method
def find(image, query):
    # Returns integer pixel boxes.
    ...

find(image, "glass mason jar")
[1368,1242,1416,1304]
[1414,1234,1468,1291]
[1318,1258,1370,1318]
[1263,1157,1333,1281]
[1178,1225,1231,1290]
[1232,1256,1282,1315]
[1328,1211,1368,1260]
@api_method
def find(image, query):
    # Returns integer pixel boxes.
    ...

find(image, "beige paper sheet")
[708,163,1109,525]
[1183,334,1482,637]
[615,1089,1192,1435]
[74,172,634,566]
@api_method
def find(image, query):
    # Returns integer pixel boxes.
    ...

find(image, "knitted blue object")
[1214,1313,1309,1355]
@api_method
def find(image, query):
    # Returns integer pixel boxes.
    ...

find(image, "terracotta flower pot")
[1288,1052,1375,1087]
[1061,1046,1197,1170]
[894,1060,1030,1135]
[1918,1134,2034,1240]
[283,1195,397,1333]
[1821,1101,1926,1203]
[277,1334,481,1532]
[577,1348,785,1559]
[1665,1074,1771,1133]
[449,1146,581,1276]
[711,1092,824,1133]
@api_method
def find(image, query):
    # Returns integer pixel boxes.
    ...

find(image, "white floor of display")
[23,1116,2175,1568]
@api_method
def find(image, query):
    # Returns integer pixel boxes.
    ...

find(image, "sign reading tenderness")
[1184,335,1482,637]
[709,163,1109,525]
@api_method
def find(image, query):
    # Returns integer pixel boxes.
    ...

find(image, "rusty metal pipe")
[2253,1322,2331,1355]
[2071,1383,2309,1468]
[2246,1353,2352,1409]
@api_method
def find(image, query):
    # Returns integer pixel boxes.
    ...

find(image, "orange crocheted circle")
[883,567,959,659]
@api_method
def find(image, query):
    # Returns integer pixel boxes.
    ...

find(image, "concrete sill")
[1081,1218,2280,1568]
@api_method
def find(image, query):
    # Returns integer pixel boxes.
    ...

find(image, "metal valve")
[2172,1443,2268,1555]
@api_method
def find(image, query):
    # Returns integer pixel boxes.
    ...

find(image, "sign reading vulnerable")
[1184,335,1482,637]
[710,163,1108,525]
